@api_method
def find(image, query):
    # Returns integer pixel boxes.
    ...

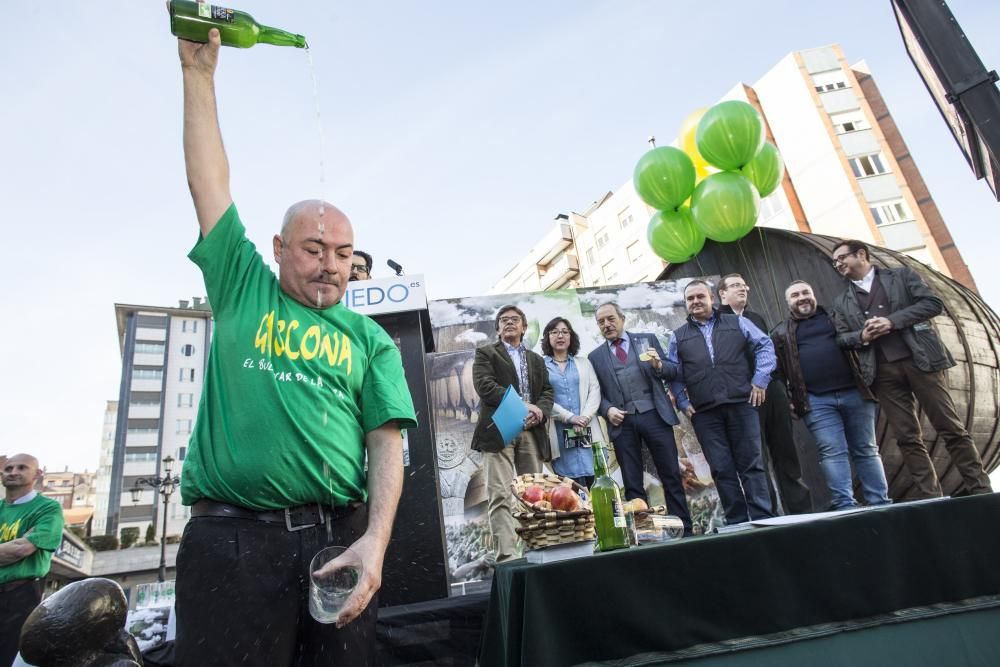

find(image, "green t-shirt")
[182,204,418,510]
[0,494,64,584]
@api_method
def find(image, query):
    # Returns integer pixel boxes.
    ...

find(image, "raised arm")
[180,28,233,237]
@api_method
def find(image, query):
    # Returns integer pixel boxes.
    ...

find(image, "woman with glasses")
[542,317,602,488]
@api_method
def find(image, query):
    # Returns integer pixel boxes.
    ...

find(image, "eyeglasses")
[831,251,856,266]
[498,316,522,325]
[350,264,370,274]
[723,282,748,290]
[549,329,571,337]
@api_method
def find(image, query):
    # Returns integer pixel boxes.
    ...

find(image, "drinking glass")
[635,337,652,362]
[308,546,363,624]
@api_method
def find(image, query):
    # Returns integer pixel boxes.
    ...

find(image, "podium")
[342,275,448,606]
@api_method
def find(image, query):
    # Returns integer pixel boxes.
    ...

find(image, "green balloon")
[633,146,696,211]
[696,101,765,171]
[740,142,784,197]
[690,172,760,242]
[647,207,705,264]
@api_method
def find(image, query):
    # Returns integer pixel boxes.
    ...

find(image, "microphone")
[387,259,404,276]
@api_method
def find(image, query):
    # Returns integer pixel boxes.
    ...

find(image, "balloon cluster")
[634,101,785,264]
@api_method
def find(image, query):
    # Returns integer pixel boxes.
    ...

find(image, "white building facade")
[491,44,975,295]
[101,299,213,541]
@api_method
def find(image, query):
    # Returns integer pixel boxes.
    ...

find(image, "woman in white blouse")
[542,317,606,488]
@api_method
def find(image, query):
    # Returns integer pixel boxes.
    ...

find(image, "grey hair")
[595,301,625,319]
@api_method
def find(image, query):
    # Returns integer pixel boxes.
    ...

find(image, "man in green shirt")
[0,454,64,666]
[174,30,417,667]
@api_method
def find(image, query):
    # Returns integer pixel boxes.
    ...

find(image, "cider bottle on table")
[591,442,630,552]
[168,0,307,49]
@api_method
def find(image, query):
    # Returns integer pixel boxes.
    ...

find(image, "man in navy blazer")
[588,302,692,533]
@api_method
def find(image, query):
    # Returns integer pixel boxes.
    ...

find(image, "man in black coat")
[471,305,554,561]
[830,239,991,498]
[718,273,812,514]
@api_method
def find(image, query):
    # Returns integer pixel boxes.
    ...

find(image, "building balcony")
[133,352,165,367]
[535,223,575,267]
[135,327,167,342]
[539,254,580,290]
[130,378,163,393]
[128,404,161,420]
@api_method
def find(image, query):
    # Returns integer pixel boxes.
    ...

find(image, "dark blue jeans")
[615,410,692,531]
[692,402,773,524]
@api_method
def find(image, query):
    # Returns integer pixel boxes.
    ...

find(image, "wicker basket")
[510,473,595,550]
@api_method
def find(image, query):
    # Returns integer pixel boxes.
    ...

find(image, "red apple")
[550,485,580,512]
[522,485,545,504]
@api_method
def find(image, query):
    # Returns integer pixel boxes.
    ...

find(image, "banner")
[425,279,723,594]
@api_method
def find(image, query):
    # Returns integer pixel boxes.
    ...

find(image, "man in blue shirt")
[667,280,776,525]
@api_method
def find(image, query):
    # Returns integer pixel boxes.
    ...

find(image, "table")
[479,494,1000,666]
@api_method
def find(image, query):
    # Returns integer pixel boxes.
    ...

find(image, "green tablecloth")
[479,495,1000,666]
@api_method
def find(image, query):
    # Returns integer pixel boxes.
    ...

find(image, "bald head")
[280,200,349,238]
[3,453,41,499]
[273,200,355,309]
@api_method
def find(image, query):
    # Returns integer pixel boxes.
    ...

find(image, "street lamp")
[129,455,180,583]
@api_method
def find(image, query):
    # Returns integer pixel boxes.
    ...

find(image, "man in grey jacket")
[830,239,991,498]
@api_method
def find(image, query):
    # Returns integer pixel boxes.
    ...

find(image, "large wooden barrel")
[660,228,1000,500]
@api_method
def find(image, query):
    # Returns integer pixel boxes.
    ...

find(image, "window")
[870,199,913,225]
[181,319,199,333]
[178,368,195,383]
[176,419,192,435]
[125,452,158,463]
[759,191,786,221]
[626,242,643,264]
[829,110,869,134]
[180,344,195,356]
[177,393,194,408]
[585,248,595,264]
[595,229,610,249]
[178,446,187,461]
[602,260,617,283]
[849,153,888,178]
[134,342,164,355]
[617,208,634,230]
[812,70,849,93]
[132,368,163,381]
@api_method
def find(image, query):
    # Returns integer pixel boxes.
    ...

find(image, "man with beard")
[717,273,812,514]
[771,281,890,509]
[830,240,991,499]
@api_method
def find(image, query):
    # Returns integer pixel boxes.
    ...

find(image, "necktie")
[614,339,627,363]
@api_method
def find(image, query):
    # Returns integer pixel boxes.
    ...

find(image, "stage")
[469,494,1000,666]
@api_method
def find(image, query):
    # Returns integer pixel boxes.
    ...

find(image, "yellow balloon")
[679,107,709,159]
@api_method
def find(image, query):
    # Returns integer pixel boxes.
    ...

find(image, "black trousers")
[614,410,692,531]
[0,579,42,666]
[174,504,375,667]
[759,379,813,514]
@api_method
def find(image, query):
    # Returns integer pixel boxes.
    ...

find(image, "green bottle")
[169,0,307,49]
[590,442,630,552]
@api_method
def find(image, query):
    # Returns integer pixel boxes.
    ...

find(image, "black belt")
[0,578,39,594]
[192,499,358,532]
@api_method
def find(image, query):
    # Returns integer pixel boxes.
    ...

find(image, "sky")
[2,1,999,476]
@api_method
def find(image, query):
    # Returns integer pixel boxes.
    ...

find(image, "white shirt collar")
[12,490,38,505]
[851,266,876,293]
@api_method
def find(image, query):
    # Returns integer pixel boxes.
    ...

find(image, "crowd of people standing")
[473,238,993,559]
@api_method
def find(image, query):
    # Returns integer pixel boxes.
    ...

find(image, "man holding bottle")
[174,29,416,667]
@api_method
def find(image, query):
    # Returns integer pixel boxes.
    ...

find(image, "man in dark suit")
[831,239,992,498]
[588,302,692,533]
[471,305,554,561]
[718,273,813,514]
